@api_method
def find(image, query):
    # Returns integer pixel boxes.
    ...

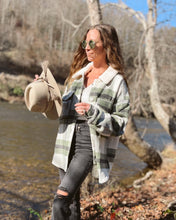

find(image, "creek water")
[0,102,173,219]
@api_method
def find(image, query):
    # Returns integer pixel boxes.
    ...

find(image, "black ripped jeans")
[52,121,93,220]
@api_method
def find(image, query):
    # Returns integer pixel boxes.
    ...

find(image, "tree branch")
[101,2,147,30]
[61,12,89,38]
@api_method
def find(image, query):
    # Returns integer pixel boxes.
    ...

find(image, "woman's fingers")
[75,103,90,115]
[34,74,39,81]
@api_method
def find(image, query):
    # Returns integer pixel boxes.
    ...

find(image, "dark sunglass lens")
[81,40,87,49]
[89,40,96,49]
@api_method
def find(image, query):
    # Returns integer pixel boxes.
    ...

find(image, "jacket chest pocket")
[61,91,78,116]
[97,95,114,113]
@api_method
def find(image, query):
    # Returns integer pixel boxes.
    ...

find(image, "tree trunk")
[86,0,162,169]
[86,0,103,25]
[145,0,176,142]
[120,116,162,168]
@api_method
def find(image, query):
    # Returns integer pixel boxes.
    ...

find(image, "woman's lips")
[86,52,94,57]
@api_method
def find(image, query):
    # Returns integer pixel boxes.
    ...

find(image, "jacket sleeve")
[85,80,130,137]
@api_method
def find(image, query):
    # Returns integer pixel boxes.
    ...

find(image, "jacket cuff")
[85,104,94,117]
[85,104,97,121]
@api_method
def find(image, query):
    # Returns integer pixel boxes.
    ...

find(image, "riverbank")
[0,72,31,103]
[0,72,65,104]
[40,143,176,220]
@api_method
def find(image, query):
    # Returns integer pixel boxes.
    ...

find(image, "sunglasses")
[81,40,96,49]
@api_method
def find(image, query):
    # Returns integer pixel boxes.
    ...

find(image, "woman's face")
[85,29,107,64]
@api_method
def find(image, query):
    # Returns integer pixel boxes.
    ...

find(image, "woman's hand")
[34,74,39,81]
[75,103,90,115]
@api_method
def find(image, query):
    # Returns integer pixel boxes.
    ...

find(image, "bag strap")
[40,61,58,102]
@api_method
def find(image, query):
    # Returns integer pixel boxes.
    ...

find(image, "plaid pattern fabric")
[52,63,130,184]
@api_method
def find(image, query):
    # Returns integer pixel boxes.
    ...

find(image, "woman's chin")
[87,57,94,62]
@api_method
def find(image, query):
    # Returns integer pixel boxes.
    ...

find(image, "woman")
[51,24,130,220]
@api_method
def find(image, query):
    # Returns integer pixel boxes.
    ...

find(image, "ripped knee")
[56,187,69,198]
[53,187,71,217]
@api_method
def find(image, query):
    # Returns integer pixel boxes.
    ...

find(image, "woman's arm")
[84,80,130,137]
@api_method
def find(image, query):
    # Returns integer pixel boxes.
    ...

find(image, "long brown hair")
[65,24,125,86]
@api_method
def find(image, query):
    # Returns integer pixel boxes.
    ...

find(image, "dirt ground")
[42,143,176,220]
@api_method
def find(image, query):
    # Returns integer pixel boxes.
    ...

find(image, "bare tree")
[109,0,176,143]
[155,27,176,105]
[145,0,176,142]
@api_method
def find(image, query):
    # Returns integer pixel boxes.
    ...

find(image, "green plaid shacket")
[52,63,130,184]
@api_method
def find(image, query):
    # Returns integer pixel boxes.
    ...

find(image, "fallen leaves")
[41,145,176,220]
[80,146,176,220]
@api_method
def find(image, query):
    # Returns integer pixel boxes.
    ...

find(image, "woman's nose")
[85,43,90,50]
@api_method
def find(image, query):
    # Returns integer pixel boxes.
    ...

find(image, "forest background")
[0,0,176,118]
